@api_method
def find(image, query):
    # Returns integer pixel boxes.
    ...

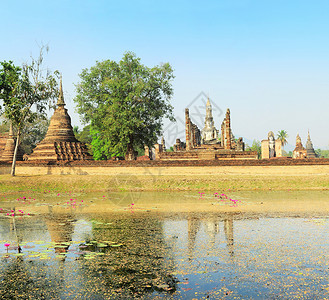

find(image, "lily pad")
[110,244,123,247]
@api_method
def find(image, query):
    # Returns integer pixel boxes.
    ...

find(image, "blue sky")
[2,0,329,149]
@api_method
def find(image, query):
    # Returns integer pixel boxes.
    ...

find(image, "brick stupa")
[0,123,23,162]
[28,78,92,162]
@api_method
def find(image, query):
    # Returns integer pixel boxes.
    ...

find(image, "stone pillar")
[161,137,166,152]
[225,109,232,150]
[261,140,269,159]
[192,126,197,147]
[221,122,225,148]
[275,141,282,157]
[185,108,191,151]
[154,144,163,160]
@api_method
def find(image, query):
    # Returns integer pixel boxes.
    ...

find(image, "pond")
[0,190,329,299]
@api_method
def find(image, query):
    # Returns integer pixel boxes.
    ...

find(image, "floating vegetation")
[0,190,329,298]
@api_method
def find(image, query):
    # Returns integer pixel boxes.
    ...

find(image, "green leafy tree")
[0,47,58,175]
[73,125,80,135]
[74,51,175,160]
[277,130,288,147]
[74,125,93,155]
[246,140,261,159]
[0,117,9,133]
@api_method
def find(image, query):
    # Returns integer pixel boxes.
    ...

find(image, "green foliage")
[246,140,261,159]
[73,125,79,135]
[277,130,288,147]
[0,46,59,175]
[0,118,9,133]
[20,115,49,155]
[315,149,329,158]
[0,116,49,154]
[74,125,93,154]
[282,150,293,157]
[74,51,175,159]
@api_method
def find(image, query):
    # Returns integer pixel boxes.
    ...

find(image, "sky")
[1,0,329,149]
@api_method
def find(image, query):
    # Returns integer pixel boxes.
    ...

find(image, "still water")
[0,191,328,299]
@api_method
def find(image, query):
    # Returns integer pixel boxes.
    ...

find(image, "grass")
[1,173,329,194]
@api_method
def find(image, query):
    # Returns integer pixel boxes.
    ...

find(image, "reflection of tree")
[79,214,178,298]
[224,214,234,256]
[0,256,62,299]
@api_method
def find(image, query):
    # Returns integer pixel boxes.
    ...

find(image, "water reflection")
[0,198,328,299]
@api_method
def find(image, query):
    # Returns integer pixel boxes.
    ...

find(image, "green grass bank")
[1,164,329,193]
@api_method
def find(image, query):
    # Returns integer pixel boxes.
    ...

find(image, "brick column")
[185,108,191,151]
[225,109,231,150]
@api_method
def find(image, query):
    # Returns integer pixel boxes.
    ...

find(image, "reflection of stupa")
[0,123,23,162]
[28,77,92,161]
[45,213,75,254]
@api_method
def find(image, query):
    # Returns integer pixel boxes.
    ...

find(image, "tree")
[0,47,58,175]
[277,130,288,147]
[74,51,175,160]
[0,115,49,155]
[246,140,261,159]
[74,125,93,155]
[20,115,49,155]
[315,148,322,158]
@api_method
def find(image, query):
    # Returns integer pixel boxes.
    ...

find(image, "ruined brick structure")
[305,131,317,158]
[28,78,92,162]
[0,124,23,162]
[221,109,234,149]
[156,102,257,160]
[173,139,185,152]
[185,108,201,151]
[261,131,282,159]
[293,134,307,159]
[0,133,8,157]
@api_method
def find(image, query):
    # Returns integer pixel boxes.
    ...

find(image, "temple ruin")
[261,131,282,159]
[155,100,257,160]
[293,134,307,159]
[0,124,23,162]
[292,131,317,159]
[0,133,7,156]
[28,78,92,162]
[201,99,218,144]
[305,130,317,158]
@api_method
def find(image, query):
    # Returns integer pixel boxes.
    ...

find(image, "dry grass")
[1,165,329,194]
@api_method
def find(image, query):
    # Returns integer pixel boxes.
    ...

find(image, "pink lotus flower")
[4,243,10,252]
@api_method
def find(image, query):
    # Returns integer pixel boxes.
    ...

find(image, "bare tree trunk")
[11,128,20,176]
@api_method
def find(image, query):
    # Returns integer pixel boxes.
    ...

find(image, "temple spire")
[57,75,65,107]
[8,123,13,138]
